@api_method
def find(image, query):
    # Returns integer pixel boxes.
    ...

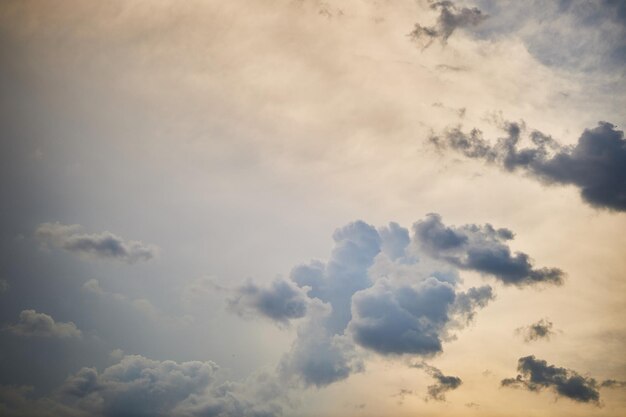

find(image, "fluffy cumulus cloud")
[228,279,309,326]
[410,1,487,46]
[413,214,564,285]
[0,355,286,417]
[5,310,82,339]
[515,318,556,342]
[290,221,382,335]
[228,215,557,387]
[36,223,158,264]
[501,356,601,404]
[412,362,462,401]
[432,121,626,211]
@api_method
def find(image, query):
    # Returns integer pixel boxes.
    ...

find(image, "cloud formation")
[224,215,558,387]
[432,121,626,211]
[501,356,600,404]
[410,1,487,46]
[515,318,556,342]
[414,214,564,285]
[412,362,462,401]
[36,223,158,263]
[228,279,309,326]
[5,310,82,339]
[0,354,286,417]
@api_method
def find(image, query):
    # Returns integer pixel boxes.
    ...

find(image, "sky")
[0,0,625,416]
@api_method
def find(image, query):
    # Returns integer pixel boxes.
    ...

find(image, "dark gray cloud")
[349,278,493,355]
[410,1,487,46]
[515,319,556,342]
[414,214,564,285]
[36,222,157,264]
[432,121,626,211]
[5,310,82,339]
[412,362,462,401]
[501,356,600,404]
[228,279,308,326]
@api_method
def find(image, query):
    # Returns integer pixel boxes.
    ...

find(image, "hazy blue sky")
[1,1,625,416]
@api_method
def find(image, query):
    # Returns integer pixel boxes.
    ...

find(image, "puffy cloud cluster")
[431,121,626,211]
[414,214,564,285]
[36,223,157,264]
[501,356,600,404]
[410,1,487,46]
[5,310,82,339]
[232,215,556,388]
[515,318,556,342]
[0,355,286,417]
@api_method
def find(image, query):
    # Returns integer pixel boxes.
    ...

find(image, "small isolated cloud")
[412,362,462,401]
[228,278,309,326]
[501,356,600,404]
[410,1,487,47]
[0,279,9,294]
[431,121,626,211]
[36,222,158,263]
[515,318,557,342]
[5,309,82,339]
[414,214,564,286]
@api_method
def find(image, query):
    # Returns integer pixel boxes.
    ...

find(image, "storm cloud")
[414,214,564,286]
[432,121,626,211]
[5,310,82,339]
[410,1,487,46]
[36,222,158,264]
[501,356,600,404]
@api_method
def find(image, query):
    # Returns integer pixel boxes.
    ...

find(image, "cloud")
[0,355,287,417]
[228,278,309,326]
[414,214,564,285]
[410,1,487,46]
[515,319,556,342]
[349,277,492,356]
[279,302,363,387]
[36,222,158,263]
[290,220,381,334]
[5,310,82,339]
[0,279,9,294]
[501,356,600,404]
[378,222,410,262]
[600,379,626,389]
[432,121,626,211]
[412,362,462,401]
